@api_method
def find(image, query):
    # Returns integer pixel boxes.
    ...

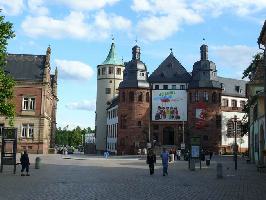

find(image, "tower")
[117,45,150,155]
[95,41,124,153]
[188,44,222,153]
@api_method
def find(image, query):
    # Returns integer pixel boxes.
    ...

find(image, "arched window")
[146,92,150,102]
[129,91,134,102]
[212,92,217,103]
[122,92,126,102]
[138,92,143,102]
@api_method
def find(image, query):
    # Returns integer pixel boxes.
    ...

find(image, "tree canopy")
[0,12,16,126]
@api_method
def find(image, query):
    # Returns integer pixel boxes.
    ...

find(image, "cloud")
[27,0,49,15]
[191,0,266,17]
[21,10,131,40]
[132,0,203,41]
[0,0,24,16]
[54,0,119,11]
[210,45,258,78]
[55,59,94,80]
[65,100,96,111]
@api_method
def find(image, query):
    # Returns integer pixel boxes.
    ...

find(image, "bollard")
[190,159,195,171]
[217,163,223,179]
[35,157,41,169]
[206,159,210,166]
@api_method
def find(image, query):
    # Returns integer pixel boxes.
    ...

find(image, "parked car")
[67,146,75,154]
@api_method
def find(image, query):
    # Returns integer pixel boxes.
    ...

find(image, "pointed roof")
[102,42,123,65]
[149,53,191,83]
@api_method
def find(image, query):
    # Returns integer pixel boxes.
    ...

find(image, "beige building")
[95,41,124,153]
[0,46,58,154]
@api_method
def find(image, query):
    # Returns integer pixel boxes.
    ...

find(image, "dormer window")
[235,86,240,93]
[167,63,172,68]
[160,73,164,77]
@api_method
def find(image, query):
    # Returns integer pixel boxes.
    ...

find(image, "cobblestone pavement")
[0,154,266,200]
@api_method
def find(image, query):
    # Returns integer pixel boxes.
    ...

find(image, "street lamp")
[233,115,238,170]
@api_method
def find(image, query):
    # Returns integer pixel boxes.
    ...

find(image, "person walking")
[146,148,156,175]
[161,148,169,176]
[20,150,30,176]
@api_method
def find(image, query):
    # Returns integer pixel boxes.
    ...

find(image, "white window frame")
[21,124,34,138]
[22,97,35,110]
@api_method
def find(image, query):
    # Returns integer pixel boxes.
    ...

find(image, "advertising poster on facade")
[152,90,187,121]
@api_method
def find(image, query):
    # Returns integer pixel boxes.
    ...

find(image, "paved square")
[0,155,266,200]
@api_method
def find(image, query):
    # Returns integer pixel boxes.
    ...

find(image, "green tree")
[0,11,16,126]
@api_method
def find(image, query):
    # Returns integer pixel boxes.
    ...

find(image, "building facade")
[99,43,248,155]
[95,41,124,153]
[0,46,58,154]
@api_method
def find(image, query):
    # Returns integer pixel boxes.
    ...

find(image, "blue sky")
[1,0,266,129]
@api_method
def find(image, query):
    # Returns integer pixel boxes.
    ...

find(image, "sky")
[0,0,266,130]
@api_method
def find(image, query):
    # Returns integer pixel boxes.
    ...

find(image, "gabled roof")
[101,43,123,66]
[258,20,266,45]
[149,53,191,83]
[5,54,46,81]
[217,76,247,98]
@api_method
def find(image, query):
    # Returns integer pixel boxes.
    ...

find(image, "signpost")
[0,128,17,174]
[190,136,201,170]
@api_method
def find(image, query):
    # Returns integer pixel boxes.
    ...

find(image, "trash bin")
[35,157,41,169]
[206,159,210,166]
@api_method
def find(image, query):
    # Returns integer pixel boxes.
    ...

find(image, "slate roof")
[101,43,123,66]
[106,96,119,110]
[258,20,266,44]
[149,53,191,83]
[217,76,247,98]
[5,54,46,81]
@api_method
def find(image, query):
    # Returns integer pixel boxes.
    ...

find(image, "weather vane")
[170,48,173,54]
[135,36,138,45]
[111,34,114,42]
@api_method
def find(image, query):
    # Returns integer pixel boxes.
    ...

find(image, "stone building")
[102,43,247,155]
[95,41,124,153]
[0,46,58,154]
[117,45,150,155]
[247,20,266,164]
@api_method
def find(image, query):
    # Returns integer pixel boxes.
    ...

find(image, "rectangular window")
[109,67,114,74]
[116,68,121,75]
[102,67,106,75]
[0,124,4,137]
[231,99,237,107]
[137,121,142,127]
[22,124,34,138]
[240,100,245,109]
[195,91,199,102]
[172,85,176,89]
[203,91,208,102]
[222,99,229,107]
[180,85,185,90]
[106,88,111,94]
[23,97,35,110]
[163,85,168,89]
[98,68,100,75]
[155,85,159,90]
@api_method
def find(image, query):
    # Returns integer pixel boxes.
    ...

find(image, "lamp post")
[233,115,238,170]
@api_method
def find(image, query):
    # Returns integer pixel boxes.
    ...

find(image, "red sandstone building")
[103,43,247,155]
[0,47,58,154]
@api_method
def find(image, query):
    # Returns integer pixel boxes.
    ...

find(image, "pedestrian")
[146,148,156,175]
[177,149,181,160]
[20,150,30,176]
[161,148,169,176]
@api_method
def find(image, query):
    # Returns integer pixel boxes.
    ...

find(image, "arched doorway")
[259,124,265,164]
[163,127,174,145]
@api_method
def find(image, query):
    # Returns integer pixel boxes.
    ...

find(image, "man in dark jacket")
[20,150,30,176]
[146,148,156,175]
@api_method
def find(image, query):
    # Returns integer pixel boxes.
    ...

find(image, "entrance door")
[163,127,174,145]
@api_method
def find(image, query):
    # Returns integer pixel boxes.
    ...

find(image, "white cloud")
[21,10,131,40]
[0,0,24,16]
[132,0,203,41]
[27,0,49,15]
[55,59,94,80]
[210,45,258,78]
[54,0,119,11]
[191,0,266,17]
[66,100,96,111]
